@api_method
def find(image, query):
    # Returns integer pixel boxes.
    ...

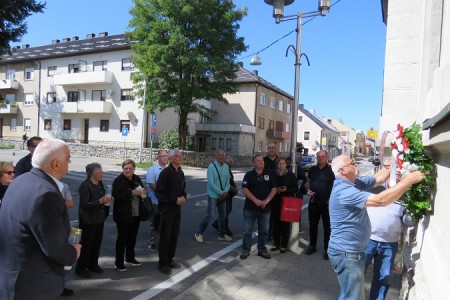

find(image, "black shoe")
[88,265,103,274]
[305,245,316,255]
[61,288,74,297]
[257,252,271,259]
[125,259,142,266]
[240,252,249,259]
[280,248,287,254]
[168,260,181,269]
[323,252,329,260]
[75,269,91,278]
[225,229,233,236]
[158,265,172,275]
[115,264,127,272]
[211,220,218,230]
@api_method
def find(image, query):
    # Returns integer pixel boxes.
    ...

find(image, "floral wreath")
[391,123,435,221]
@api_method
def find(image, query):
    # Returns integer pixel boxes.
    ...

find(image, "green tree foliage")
[158,128,193,150]
[127,0,247,149]
[0,0,45,57]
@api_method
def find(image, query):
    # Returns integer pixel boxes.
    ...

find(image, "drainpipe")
[37,61,42,136]
[253,84,260,154]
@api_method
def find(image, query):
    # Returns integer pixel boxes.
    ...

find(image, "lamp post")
[263,0,330,176]
[138,78,147,163]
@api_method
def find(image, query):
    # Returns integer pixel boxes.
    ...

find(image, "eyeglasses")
[5,171,15,175]
[339,160,356,171]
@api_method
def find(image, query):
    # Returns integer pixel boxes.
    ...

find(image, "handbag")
[139,196,154,221]
[280,196,303,223]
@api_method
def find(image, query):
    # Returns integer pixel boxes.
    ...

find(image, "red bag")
[280,196,303,222]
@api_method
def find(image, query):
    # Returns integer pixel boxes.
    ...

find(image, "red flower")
[402,138,409,150]
[397,157,403,169]
[392,141,398,149]
[397,124,404,138]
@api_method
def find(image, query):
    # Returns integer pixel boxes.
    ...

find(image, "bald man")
[327,155,423,300]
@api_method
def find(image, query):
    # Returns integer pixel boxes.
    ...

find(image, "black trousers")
[115,217,140,264]
[308,201,331,250]
[271,196,290,248]
[158,204,181,267]
[76,222,104,271]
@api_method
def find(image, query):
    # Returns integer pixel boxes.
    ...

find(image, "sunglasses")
[5,171,15,175]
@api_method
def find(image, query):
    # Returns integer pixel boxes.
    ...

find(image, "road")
[0,149,376,299]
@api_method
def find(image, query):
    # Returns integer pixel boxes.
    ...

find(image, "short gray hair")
[86,163,102,178]
[32,139,67,169]
[331,155,350,175]
[168,148,181,158]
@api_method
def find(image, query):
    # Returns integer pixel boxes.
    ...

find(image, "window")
[121,89,134,101]
[24,93,33,106]
[304,131,310,140]
[269,120,275,130]
[120,120,130,132]
[47,92,56,103]
[24,68,34,80]
[258,117,265,129]
[258,141,263,152]
[259,93,266,105]
[100,120,109,132]
[68,64,80,73]
[287,103,291,113]
[278,100,284,111]
[68,91,79,102]
[10,118,16,131]
[6,70,15,80]
[285,123,290,133]
[226,138,232,151]
[63,119,71,130]
[5,94,15,104]
[199,115,210,124]
[219,138,225,149]
[121,58,134,71]
[24,118,31,131]
[92,90,106,101]
[270,97,275,109]
[48,66,57,77]
[299,116,303,122]
[93,60,107,71]
[211,138,217,150]
[44,119,52,130]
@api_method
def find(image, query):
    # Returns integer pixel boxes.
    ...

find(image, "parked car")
[300,156,317,172]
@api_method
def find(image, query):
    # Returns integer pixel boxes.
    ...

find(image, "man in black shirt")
[15,136,42,177]
[263,142,278,173]
[305,150,335,260]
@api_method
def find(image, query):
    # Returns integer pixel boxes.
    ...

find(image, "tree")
[127,0,247,149]
[0,0,45,58]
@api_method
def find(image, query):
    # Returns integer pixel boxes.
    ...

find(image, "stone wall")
[0,137,254,168]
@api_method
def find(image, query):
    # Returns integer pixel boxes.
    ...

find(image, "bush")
[158,128,194,150]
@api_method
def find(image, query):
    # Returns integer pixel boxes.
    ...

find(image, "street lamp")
[263,0,330,176]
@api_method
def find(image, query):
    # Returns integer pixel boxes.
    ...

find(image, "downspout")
[37,61,41,136]
[253,84,260,154]
[320,129,324,150]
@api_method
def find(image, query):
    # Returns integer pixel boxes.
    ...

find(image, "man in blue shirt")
[328,155,423,300]
[146,150,168,251]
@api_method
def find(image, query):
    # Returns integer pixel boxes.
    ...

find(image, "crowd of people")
[0,137,423,300]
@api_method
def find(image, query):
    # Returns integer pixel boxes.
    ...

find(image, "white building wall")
[297,110,322,156]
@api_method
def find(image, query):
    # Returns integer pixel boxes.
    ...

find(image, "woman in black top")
[76,163,112,278]
[112,159,147,271]
[0,162,15,207]
[271,157,298,253]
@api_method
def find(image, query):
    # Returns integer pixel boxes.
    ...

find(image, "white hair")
[168,148,181,158]
[32,139,68,169]
[331,155,348,176]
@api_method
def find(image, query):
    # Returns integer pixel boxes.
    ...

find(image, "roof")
[234,67,293,99]
[1,33,132,64]
[299,105,340,134]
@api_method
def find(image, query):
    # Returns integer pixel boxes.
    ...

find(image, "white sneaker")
[194,233,204,243]
[219,234,232,242]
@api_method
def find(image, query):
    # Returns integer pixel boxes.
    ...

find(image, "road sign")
[151,114,157,128]
[121,127,129,137]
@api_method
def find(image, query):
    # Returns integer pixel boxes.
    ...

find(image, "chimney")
[98,32,108,37]
[327,119,332,124]
[72,36,79,41]
[15,45,21,50]
[299,104,304,110]
[252,70,258,76]
[62,37,71,43]
[52,39,60,44]
[22,44,30,48]
[86,33,95,39]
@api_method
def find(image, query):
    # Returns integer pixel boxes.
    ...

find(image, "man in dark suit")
[15,136,42,176]
[0,139,81,300]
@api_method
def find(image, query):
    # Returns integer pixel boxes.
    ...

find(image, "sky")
[15,0,386,133]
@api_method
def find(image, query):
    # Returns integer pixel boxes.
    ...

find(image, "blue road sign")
[151,114,157,128]
[122,127,129,137]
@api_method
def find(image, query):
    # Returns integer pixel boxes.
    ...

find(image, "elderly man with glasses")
[327,155,423,300]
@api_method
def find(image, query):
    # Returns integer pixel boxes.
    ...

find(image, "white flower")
[405,148,411,154]
[392,149,399,158]
[398,143,404,152]
[398,154,404,160]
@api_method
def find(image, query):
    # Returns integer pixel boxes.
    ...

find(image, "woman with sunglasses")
[0,161,15,207]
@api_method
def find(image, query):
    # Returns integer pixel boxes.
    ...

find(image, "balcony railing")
[195,123,255,134]
[47,101,113,114]
[0,104,18,114]
[54,70,114,86]
[0,79,20,90]
[266,129,283,138]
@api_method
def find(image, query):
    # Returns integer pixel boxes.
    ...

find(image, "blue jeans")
[242,209,270,253]
[198,195,227,235]
[328,247,366,300]
[365,240,398,300]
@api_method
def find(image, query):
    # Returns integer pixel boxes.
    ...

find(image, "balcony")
[266,129,284,138]
[0,79,19,90]
[0,104,18,114]
[54,71,114,86]
[49,101,113,114]
[195,123,255,134]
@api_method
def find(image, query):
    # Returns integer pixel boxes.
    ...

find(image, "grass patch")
[135,162,153,169]
[0,144,15,149]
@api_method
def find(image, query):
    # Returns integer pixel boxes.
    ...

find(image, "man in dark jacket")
[155,149,187,275]
[15,136,42,176]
